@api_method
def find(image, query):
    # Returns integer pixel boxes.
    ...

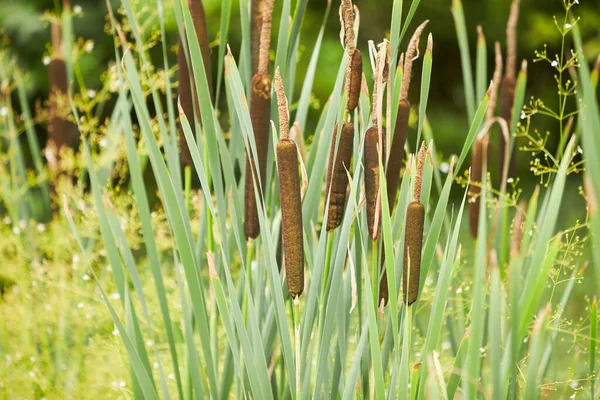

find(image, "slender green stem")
[320,233,334,303]
[184,165,192,212]
[371,240,379,313]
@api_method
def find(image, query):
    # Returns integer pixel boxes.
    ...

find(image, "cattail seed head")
[277,138,304,298]
[251,0,263,75]
[364,126,381,240]
[400,21,429,102]
[386,99,411,208]
[468,136,485,238]
[325,122,354,231]
[403,201,425,305]
[347,49,362,112]
[275,69,304,298]
[498,74,516,179]
[244,73,272,239]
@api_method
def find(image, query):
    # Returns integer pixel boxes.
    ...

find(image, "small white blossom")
[99,138,108,148]
[87,89,96,99]
[507,178,514,183]
[43,56,51,66]
[73,5,82,14]
[37,223,46,232]
[84,41,94,53]
[112,329,119,336]
[3,216,11,225]
[440,162,450,174]
[77,302,84,309]
[551,60,558,67]
[111,292,120,300]
[0,106,7,116]
[12,226,21,235]
[82,274,90,281]
[565,23,572,29]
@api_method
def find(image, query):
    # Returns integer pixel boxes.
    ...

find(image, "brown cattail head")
[275,68,304,297]
[244,73,272,239]
[510,201,526,257]
[498,74,516,180]
[324,122,354,231]
[468,136,485,238]
[341,0,356,55]
[277,139,304,298]
[178,0,213,166]
[413,142,426,202]
[365,126,381,240]
[48,21,79,158]
[386,99,410,208]
[403,201,425,305]
[400,20,429,101]
[347,49,363,112]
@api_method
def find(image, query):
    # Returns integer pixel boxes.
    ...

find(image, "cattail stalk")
[403,143,426,305]
[275,68,304,298]
[48,20,79,168]
[178,0,213,167]
[324,122,354,231]
[244,0,274,239]
[386,21,428,209]
[498,0,520,180]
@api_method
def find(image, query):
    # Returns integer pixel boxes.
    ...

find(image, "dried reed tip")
[521,59,528,73]
[403,201,425,305]
[510,201,526,256]
[325,122,355,231]
[364,127,381,240]
[399,53,404,70]
[414,142,426,202]
[341,0,356,55]
[426,33,433,54]
[400,20,429,101]
[258,0,274,74]
[487,42,504,121]
[360,72,369,97]
[477,25,485,42]
[63,0,71,10]
[52,21,63,59]
[371,42,389,128]
[347,49,362,112]
[277,138,304,298]
[506,0,520,79]
[275,68,289,140]
[468,136,484,239]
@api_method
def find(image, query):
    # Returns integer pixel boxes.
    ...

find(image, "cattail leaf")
[451,0,476,122]
[415,34,433,147]
[454,91,489,172]
[489,257,502,400]
[524,306,549,400]
[215,0,232,103]
[475,26,487,103]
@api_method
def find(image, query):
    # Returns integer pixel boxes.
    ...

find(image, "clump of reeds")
[498,0,520,180]
[386,21,428,209]
[47,20,79,170]
[244,0,274,239]
[469,42,503,238]
[275,68,304,298]
[403,143,427,305]
[324,122,354,231]
[177,0,213,167]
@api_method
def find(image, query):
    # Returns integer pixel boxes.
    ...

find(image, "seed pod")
[386,99,411,208]
[347,50,362,112]
[277,138,304,297]
[468,136,485,238]
[244,73,272,239]
[403,201,425,305]
[325,122,354,231]
[364,127,381,240]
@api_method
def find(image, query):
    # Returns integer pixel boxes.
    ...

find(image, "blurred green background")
[1,0,598,224]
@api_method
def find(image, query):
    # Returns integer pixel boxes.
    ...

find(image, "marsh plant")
[1,0,600,398]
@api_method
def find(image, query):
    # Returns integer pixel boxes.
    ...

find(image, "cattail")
[275,68,304,298]
[324,122,354,231]
[386,21,428,209]
[178,0,213,167]
[498,0,520,180]
[403,143,426,305]
[48,21,79,165]
[341,0,361,112]
[364,126,381,240]
[244,0,274,239]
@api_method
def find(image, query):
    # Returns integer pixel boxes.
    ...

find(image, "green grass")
[0,0,598,398]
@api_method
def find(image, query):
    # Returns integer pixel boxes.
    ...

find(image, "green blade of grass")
[451,0,476,122]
